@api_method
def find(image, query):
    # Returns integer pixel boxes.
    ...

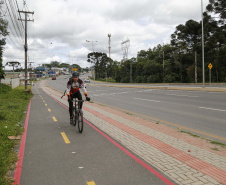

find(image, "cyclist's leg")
[69,94,75,118]
[77,91,83,109]
[68,97,73,118]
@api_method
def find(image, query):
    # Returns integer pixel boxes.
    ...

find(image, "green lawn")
[0,84,33,185]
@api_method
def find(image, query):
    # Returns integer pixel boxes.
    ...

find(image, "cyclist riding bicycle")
[66,72,90,123]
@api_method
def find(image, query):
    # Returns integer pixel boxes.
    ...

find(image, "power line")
[4,0,24,45]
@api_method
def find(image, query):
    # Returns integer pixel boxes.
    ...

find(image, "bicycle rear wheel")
[78,110,83,133]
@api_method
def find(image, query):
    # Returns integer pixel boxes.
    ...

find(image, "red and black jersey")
[67,78,87,95]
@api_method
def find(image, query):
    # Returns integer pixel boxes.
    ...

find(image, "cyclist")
[66,72,90,123]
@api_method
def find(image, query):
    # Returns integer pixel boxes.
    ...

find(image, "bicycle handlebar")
[61,90,66,99]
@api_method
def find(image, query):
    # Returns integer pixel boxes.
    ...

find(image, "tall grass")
[0,84,33,184]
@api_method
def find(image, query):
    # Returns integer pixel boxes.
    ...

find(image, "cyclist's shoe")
[70,116,73,125]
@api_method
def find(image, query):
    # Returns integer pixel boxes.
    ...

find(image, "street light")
[201,0,205,88]
[86,40,98,53]
[86,40,98,81]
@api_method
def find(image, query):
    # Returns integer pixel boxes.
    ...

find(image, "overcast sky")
[3,0,209,70]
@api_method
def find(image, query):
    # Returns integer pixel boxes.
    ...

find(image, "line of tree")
[88,0,226,83]
[0,12,9,82]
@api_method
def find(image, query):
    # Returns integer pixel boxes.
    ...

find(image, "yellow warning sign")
[208,63,213,69]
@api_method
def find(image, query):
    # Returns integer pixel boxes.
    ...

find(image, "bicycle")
[61,90,89,133]
[72,99,84,133]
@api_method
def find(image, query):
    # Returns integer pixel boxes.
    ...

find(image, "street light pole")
[86,40,98,81]
[201,0,205,88]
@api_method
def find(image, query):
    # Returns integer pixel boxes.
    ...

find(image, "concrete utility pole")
[162,43,165,80]
[108,34,111,58]
[28,61,34,83]
[18,10,34,91]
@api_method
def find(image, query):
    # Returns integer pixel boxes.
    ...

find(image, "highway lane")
[47,76,226,143]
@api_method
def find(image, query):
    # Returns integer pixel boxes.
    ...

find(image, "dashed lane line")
[52,116,57,122]
[199,106,226,112]
[60,132,70,144]
[133,97,161,103]
[86,180,96,185]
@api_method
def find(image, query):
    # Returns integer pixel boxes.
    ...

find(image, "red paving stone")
[90,103,226,157]
[83,106,226,184]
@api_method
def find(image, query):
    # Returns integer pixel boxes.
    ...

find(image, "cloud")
[3,0,210,70]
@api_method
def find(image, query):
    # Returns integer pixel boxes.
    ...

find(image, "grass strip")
[0,84,33,185]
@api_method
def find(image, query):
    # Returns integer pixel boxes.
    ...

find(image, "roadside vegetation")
[179,130,226,150]
[0,84,33,185]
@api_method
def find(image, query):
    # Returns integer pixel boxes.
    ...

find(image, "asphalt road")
[48,75,226,144]
[20,80,170,185]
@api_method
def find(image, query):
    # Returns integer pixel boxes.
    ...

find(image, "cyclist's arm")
[66,79,72,97]
[79,79,87,96]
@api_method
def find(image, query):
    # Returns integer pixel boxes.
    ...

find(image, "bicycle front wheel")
[78,110,83,133]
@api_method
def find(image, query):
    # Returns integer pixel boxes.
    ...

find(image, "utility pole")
[18,10,34,91]
[162,43,165,80]
[108,34,111,58]
[28,61,34,84]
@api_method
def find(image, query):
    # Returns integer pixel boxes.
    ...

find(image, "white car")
[84,79,90,83]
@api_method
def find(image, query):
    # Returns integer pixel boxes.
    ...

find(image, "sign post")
[208,63,213,85]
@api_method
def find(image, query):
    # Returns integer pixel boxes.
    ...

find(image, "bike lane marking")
[52,116,57,122]
[86,180,96,185]
[60,132,70,144]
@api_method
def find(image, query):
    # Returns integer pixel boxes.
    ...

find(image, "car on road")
[84,79,90,83]
[52,76,56,80]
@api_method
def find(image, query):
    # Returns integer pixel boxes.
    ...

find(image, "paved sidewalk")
[40,81,226,185]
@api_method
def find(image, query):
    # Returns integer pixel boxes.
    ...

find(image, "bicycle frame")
[73,99,84,133]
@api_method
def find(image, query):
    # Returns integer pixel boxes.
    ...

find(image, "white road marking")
[166,94,198,98]
[199,107,226,112]
[133,98,161,103]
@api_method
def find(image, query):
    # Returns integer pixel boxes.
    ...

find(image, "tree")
[50,61,60,67]
[87,52,110,80]
[0,15,9,81]
[204,0,226,82]
[171,20,201,83]
[206,0,226,25]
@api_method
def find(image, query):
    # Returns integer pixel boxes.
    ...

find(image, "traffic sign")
[208,63,213,69]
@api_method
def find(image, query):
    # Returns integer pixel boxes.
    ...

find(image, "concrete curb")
[87,84,226,92]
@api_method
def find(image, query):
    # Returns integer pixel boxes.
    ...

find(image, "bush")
[120,77,130,83]
[163,73,179,83]
[135,76,142,83]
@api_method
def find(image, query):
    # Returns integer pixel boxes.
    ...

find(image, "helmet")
[72,72,79,78]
